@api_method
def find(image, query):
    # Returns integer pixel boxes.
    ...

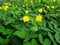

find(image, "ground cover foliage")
[0,0,60,45]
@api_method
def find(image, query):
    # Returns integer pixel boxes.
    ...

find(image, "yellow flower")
[23,16,29,22]
[36,15,42,22]
[25,10,29,14]
[2,5,9,10]
[51,6,55,9]
[38,8,43,13]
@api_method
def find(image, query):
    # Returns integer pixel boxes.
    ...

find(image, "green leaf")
[14,30,26,38]
[38,20,46,27]
[55,32,60,43]
[24,37,31,42]
[30,26,38,31]
[56,28,60,32]
[48,23,53,29]
[0,37,4,44]
[0,26,5,33]
[53,21,58,28]
[12,39,21,45]
[30,32,38,38]
[43,39,51,45]
[31,39,38,45]
[42,27,53,32]
[15,10,20,15]
[4,39,9,44]
[29,16,37,26]
[39,34,43,44]
[24,33,31,42]
[23,42,31,45]
[48,32,54,42]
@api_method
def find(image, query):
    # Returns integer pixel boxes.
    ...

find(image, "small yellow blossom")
[25,10,29,14]
[51,6,55,9]
[2,5,9,10]
[23,16,29,22]
[38,8,43,13]
[36,15,42,22]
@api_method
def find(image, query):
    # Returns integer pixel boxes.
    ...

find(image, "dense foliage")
[0,0,60,45]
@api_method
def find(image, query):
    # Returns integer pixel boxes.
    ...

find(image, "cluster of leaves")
[0,0,60,45]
